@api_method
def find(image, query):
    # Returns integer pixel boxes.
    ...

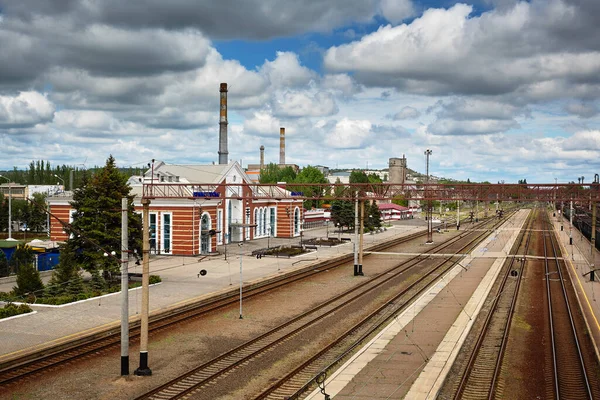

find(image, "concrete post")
[358,200,364,276]
[457,200,460,230]
[120,197,129,376]
[354,194,359,276]
[592,200,596,279]
[135,198,152,376]
[570,199,573,246]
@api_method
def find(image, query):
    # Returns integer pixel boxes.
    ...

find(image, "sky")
[1,0,600,183]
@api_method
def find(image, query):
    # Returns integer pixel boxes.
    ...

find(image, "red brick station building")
[48,161,304,256]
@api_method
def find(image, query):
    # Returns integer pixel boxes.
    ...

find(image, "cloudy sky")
[1,0,599,183]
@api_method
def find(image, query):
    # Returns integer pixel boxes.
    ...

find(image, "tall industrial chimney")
[279,127,285,165]
[218,83,228,164]
[260,145,265,170]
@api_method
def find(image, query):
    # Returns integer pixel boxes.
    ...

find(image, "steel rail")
[546,213,593,399]
[452,208,534,400]
[135,217,502,400]
[252,214,514,400]
[0,225,441,386]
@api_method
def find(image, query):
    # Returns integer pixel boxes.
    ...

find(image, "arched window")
[294,207,300,235]
[262,207,267,236]
[201,213,211,254]
[254,208,258,237]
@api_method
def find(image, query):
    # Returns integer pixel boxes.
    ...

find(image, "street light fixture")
[54,174,65,189]
[0,175,12,240]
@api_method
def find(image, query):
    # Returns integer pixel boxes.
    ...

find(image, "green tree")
[350,170,369,184]
[0,193,6,232]
[14,261,44,297]
[292,166,328,209]
[392,194,409,207]
[259,163,297,184]
[66,155,142,277]
[368,200,382,229]
[46,244,83,296]
[28,193,48,232]
[0,251,9,277]
[331,200,354,231]
[9,243,35,275]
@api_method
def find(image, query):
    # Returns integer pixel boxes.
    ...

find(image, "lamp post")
[424,149,433,244]
[0,175,12,240]
[54,174,65,190]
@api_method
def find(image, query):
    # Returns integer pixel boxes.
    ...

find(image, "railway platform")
[306,209,600,400]
[0,221,425,361]
[306,209,531,399]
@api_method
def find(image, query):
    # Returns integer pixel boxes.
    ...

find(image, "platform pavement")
[0,220,427,360]
[550,211,600,362]
[305,209,530,400]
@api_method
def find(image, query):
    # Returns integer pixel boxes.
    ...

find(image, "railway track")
[448,209,600,400]
[134,214,511,399]
[543,212,597,399]
[452,209,535,400]
[0,222,456,387]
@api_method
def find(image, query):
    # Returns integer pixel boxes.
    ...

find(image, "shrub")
[0,303,33,319]
[14,263,44,297]
[149,275,162,285]
[0,251,9,277]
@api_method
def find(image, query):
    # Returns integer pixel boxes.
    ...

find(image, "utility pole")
[358,200,364,276]
[570,198,574,246]
[0,176,12,239]
[456,200,460,230]
[120,197,129,376]
[353,193,359,276]
[239,242,243,319]
[424,149,433,244]
[591,174,598,281]
[135,197,152,376]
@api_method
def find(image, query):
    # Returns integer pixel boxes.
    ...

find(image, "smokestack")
[218,83,228,164]
[279,127,285,165]
[260,145,265,170]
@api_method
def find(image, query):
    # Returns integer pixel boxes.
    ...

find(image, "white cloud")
[564,102,598,118]
[393,106,420,120]
[273,91,338,118]
[325,118,373,148]
[260,51,314,89]
[243,111,282,137]
[324,1,600,101]
[562,130,600,151]
[321,74,361,96]
[428,119,519,136]
[379,0,415,23]
[0,91,55,128]
[54,110,116,130]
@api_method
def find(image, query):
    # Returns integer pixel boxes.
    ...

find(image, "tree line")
[0,159,145,190]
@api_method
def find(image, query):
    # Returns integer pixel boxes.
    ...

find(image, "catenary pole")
[120,197,129,375]
[358,200,364,276]
[135,197,152,376]
[354,193,359,276]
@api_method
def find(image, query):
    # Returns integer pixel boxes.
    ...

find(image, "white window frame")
[254,208,258,238]
[269,207,277,237]
[201,212,212,254]
[161,212,173,255]
[217,208,223,245]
